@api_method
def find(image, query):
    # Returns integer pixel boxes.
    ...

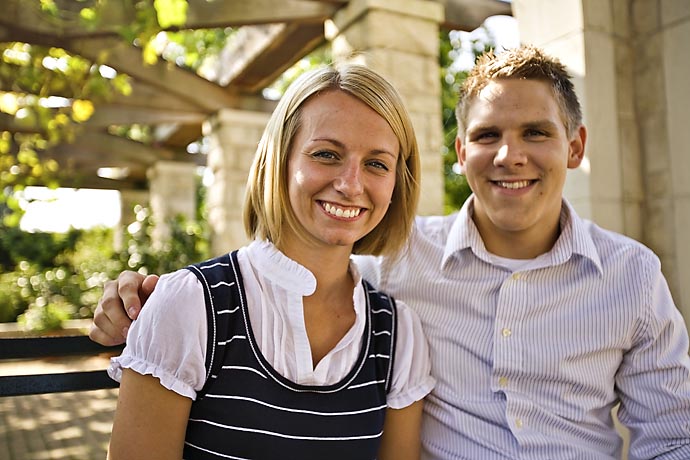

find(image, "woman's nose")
[334,163,364,196]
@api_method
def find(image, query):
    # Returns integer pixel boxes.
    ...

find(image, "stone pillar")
[325,0,445,216]
[512,0,636,235]
[203,108,271,257]
[512,0,690,331]
[656,1,690,330]
[147,161,197,249]
[115,189,149,251]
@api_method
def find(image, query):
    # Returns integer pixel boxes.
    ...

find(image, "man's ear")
[567,125,587,169]
[455,136,466,173]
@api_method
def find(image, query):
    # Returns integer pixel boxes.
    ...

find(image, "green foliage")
[0,224,80,270]
[439,29,495,214]
[0,207,208,331]
[0,41,133,224]
[264,45,332,98]
[0,227,119,329]
[120,205,209,275]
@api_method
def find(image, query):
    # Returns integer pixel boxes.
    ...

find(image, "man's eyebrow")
[522,120,559,130]
[466,124,498,134]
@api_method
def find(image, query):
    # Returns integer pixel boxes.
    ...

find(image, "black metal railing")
[0,335,124,397]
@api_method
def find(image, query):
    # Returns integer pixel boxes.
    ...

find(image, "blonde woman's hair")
[243,63,420,257]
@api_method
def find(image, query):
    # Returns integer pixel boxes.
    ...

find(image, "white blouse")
[109,240,435,409]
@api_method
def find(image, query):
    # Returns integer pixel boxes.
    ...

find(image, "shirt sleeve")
[386,298,436,409]
[616,263,690,458]
[107,269,208,400]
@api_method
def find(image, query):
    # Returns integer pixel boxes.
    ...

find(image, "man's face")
[456,79,585,258]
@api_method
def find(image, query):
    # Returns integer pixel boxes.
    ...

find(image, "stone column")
[325,0,445,216]
[656,1,690,329]
[512,0,690,330]
[203,108,271,256]
[513,0,638,235]
[147,161,197,249]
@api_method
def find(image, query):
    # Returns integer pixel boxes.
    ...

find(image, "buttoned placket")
[493,269,531,439]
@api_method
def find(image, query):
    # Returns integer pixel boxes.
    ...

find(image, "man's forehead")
[469,80,561,118]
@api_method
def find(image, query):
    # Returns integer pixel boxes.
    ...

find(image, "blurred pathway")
[0,388,117,460]
[0,341,117,460]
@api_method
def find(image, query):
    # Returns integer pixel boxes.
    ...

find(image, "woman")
[107,64,434,460]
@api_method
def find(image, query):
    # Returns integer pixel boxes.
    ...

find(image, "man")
[91,45,690,459]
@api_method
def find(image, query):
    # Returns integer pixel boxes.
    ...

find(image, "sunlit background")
[17,15,519,233]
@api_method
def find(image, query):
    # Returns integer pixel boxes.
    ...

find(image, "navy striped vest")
[182,251,397,460]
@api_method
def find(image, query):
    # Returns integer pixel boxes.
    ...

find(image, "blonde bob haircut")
[243,63,420,257]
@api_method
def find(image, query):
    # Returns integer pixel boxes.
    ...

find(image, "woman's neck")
[276,237,357,367]
[278,238,354,298]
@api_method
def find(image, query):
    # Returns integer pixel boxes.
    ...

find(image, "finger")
[90,281,131,346]
[88,321,125,347]
[117,271,147,320]
[140,274,160,304]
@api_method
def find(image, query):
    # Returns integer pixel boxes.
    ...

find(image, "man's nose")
[494,137,527,167]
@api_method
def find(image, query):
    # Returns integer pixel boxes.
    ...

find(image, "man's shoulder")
[580,218,660,268]
[413,212,459,241]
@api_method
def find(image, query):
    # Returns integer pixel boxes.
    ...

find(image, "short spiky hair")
[455,45,582,138]
[243,64,420,258]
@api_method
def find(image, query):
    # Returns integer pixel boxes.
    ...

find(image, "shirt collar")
[554,199,603,275]
[442,195,603,275]
[442,195,487,270]
[245,239,317,296]
[245,239,366,296]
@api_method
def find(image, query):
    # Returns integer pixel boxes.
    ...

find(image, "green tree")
[0,0,217,226]
[439,28,495,214]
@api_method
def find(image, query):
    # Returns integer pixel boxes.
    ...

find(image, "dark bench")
[0,335,124,397]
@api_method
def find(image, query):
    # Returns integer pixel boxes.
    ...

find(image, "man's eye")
[473,132,498,142]
[525,129,547,137]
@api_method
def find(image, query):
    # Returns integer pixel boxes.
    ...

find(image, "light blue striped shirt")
[356,196,690,459]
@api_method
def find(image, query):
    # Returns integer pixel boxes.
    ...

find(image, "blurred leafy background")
[1,0,496,331]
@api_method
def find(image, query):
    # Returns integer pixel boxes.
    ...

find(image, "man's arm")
[616,269,690,458]
[89,271,159,346]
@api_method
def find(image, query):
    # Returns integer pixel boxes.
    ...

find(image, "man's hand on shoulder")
[89,271,159,346]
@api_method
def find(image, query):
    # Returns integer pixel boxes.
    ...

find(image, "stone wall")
[513,0,690,330]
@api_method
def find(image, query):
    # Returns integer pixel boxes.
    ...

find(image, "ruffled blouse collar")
[245,239,364,296]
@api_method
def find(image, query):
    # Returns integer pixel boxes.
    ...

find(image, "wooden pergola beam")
[0,0,339,39]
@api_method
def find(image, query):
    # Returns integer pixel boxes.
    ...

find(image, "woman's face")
[284,90,399,254]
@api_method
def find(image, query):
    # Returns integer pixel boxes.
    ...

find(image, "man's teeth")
[324,203,361,218]
[497,180,531,189]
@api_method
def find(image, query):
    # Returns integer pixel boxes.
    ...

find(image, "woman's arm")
[108,369,193,460]
[377,400,424,460]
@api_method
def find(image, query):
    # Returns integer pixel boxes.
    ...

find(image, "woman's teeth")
[324,203,361,218]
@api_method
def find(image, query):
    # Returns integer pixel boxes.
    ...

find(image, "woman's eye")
[312,150,337,160]
[367,160,390,171]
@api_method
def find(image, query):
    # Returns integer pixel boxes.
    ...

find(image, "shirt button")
[498,377,508,388]
[502,328,512,337]
[511,272,521,280]
[515,418,524,429]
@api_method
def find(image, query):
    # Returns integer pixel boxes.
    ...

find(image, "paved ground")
[0,350,117,460]
[0,388,117,460]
